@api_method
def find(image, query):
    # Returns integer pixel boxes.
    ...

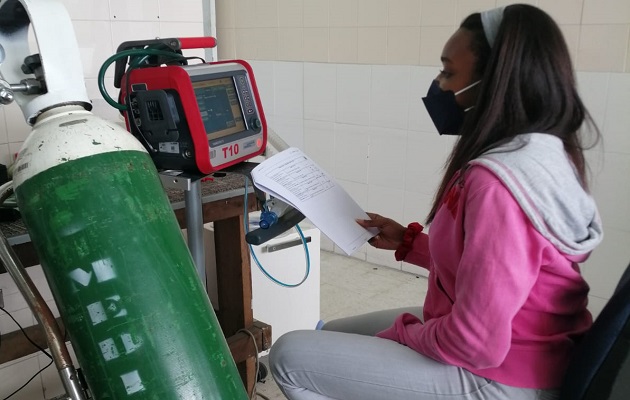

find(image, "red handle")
[178,37,217,49]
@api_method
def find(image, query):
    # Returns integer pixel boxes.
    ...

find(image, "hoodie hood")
[470,133,603,256]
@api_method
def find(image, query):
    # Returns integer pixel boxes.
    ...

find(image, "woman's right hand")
[356,213,407,251]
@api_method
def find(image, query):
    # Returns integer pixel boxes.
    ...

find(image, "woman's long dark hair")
[427,4,600,223]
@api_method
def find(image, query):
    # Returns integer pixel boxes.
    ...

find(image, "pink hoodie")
[377,165,593,389]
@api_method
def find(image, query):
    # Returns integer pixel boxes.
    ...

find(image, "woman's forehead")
[441,28,476,66]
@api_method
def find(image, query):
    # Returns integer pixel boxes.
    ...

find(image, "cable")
[236,328,259,400]
[241,176,310,288]
[2,358,53,400]
[0,306,52,359]
[0,306,54,400]
[97,48,188,111]
[250,224,310,288]
[234,329,272,400]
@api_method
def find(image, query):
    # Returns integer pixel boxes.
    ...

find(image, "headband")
[480,7,505,47]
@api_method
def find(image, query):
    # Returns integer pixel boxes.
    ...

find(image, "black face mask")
[422,80,480,136]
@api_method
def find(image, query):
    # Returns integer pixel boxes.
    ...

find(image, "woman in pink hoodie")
[270,4,602,400]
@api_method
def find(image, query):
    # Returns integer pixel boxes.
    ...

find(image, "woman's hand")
[356,213,406,250]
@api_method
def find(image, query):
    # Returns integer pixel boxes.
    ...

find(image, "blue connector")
[259,210,278,229]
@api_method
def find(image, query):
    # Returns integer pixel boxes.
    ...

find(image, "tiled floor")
[254,250,429,399]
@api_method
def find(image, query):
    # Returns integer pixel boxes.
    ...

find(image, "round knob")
[250,117,262,130]
[0,87,14,105]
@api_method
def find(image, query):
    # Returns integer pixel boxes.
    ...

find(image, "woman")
[269,4,603,400]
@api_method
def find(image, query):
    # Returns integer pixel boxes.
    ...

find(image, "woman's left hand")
[357,213,406,250]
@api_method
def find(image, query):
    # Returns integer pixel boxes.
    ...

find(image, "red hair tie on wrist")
[394,222,423,261]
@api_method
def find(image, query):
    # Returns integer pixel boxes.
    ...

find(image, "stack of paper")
[251,147,378,255]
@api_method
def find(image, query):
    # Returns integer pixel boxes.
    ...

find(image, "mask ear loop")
[455,80,481,112]
[454,80,481,96]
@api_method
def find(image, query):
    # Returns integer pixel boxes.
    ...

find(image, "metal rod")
[58,366,87,400]
[0,182,87,400]
[184,177,206,287]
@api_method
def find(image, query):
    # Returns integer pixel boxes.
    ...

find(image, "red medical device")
[115,37,267,175]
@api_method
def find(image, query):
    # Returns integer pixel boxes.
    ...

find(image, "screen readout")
[192,77,246,140]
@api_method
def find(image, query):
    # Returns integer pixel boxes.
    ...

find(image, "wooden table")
[0,173,271,395]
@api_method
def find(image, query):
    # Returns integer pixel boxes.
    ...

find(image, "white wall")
[215,0,630,318]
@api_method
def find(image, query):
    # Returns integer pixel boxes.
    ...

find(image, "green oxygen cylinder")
[12,105,249,399]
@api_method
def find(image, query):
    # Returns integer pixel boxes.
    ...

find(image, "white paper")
[251,147,378,255]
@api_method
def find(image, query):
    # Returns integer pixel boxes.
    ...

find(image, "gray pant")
[269,308,559,400]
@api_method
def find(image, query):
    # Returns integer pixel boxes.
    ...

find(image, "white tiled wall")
[0,1,207,398]
[219,0,630,73]
[246,59,630,316]
[217,0,630,320]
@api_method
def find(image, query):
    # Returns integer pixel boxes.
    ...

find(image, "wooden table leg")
[214,214,256,394]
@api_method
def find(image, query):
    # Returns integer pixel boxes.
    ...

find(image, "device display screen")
[192,77,246,140]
